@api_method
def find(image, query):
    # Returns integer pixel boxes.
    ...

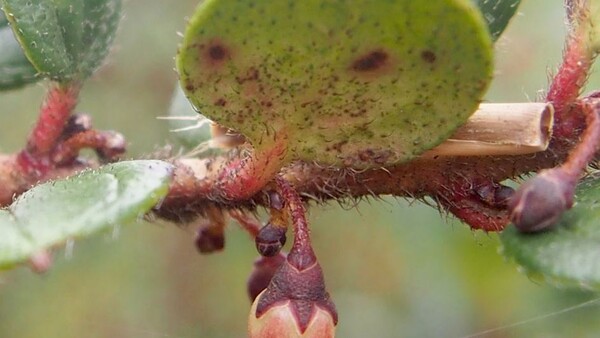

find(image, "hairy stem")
[17,83,81,177]
[25,83,81,156]
[547,1,597,139]
[229,210,261,238]
[275,176,315,271]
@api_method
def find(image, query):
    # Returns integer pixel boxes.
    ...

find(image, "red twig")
[51,130,125,165]
[229,210,261,238]
[26,83,81,156]
[547,1,596,139]
[275,176,315,271]
[17,83,81,176]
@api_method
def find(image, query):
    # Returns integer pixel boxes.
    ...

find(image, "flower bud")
[195,224,225,254]
[248,291,336,338]
[248,253,337,338]
[255,222,287,257]
[509,169,574,233]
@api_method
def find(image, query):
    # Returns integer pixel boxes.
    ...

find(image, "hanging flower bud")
[249,176,337,337]
[248,291,336,338]
[248,251,337,337]
[194,206,227,253]
[195,225,225,253]
[255,222,287,257]
[509,169,575,233]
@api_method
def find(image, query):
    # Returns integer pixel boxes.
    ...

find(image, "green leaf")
[473,0,521,41]
[584,0,600,54]
[167,84,213,149]
[1,0,122,83]
[501,174,600,290]
[178,0,493,168]
[0,160,172,270]
[0,10,38,90]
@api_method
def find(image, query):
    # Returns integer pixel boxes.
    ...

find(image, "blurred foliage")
[0,160,171,269]
[1,0,122,83]
[1,1,600,338]
[0,9,38,90]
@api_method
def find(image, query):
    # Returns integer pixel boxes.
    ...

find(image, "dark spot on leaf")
[352,50,388,72]
[215,98,226,107]
[201,40,231,68]
[209,44,227,60]
[421,50,436,63]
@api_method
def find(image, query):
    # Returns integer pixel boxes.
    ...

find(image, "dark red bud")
[249,256,337,337]
[509,170,575,233]
[256,223,287,257]
[195,226,225,254]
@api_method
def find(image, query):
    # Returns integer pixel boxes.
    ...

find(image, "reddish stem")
[275,176,315,271]
[51,130,125,165]
[17,83,81,177]
[547,5,595,139]
[229,210,261,238]
[26,83,81,156]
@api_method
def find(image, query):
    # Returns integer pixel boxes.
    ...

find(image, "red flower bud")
[248,290,336,338]
[509,169,575,233]
[255,222,287,257]
[195,225,225,254]
[248,253,337,338]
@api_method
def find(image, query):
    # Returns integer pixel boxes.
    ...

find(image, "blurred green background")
[1,1,600,337]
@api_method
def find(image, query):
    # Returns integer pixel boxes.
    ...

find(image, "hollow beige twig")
[423,103,554,157]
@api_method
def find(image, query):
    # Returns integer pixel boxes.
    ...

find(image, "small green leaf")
[167,84,213,148]
[584,0,600,54]
[501,174,600,290]
[1,0,121,83]
[178,0,493,168]
[473,0,521,41]
[0,160,172,269]
[0,10,38,90]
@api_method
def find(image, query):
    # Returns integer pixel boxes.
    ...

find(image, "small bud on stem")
[509,169,575,232]
[194,206,227,254]
[256,223,287,257]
